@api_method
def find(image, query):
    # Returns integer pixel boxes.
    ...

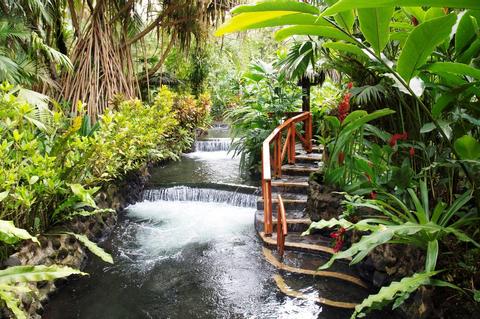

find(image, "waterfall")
[194,138,231,152]
[141,186,257,208]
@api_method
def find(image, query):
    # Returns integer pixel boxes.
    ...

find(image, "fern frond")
[351,271,438,318]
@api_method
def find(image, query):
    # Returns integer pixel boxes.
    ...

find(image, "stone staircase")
[254,145,373,313]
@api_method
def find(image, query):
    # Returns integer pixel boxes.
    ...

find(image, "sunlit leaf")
[397,14,457,82]
[454,135,480,160]
[322,1,480,17]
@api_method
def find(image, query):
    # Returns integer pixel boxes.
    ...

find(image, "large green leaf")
[238,13,329,31]
[351,272,439,318]
[325,0,355,33]
[358,7,395,55]
[215,12,301,36]
[274,25,355,42]
[231,1,319,15]
[397,14,457,82]
[63,232,114,264]
[454,135,480,160]
[0,220,39,245]
[457,38,480,64]
[322,1,480,17]
[0,265,85,285]
[426,62,480,80]
[432,93,456,117]
[455,10,480,55]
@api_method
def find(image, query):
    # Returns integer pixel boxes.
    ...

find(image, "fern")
[0,265,86,318]
[0,220,39,245]
[61,232,114,264]
[352,271,438,318]
[320,222,446,269]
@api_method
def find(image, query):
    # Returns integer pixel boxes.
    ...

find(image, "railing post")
[275,135,282,178]
[306,113,313,153]
[264,179,273,236]
[277,194,287,257]
[288,123,296,164]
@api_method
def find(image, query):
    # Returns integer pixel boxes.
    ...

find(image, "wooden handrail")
[277,194,288,257]
[261,112,312,236]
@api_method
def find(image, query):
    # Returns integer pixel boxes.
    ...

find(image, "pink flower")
[370,192,377,200]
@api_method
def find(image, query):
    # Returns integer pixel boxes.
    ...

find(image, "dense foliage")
[227,60,301,172]
[218,0,480,317]
[0,84,204,233]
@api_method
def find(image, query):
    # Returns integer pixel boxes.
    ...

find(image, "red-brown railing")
[277,194,287,257]
[262,112,313,238]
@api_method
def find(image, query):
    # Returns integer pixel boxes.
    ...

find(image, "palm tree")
[277,40,327,112]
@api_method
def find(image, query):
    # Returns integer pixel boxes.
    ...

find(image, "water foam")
[125,200,254,256]
[142,186,256,208]
[194,138,231,152]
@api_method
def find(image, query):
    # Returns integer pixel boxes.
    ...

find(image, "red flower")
[370,191,377,200]
[338,93,352,123]
[330,227,346,252]
[333,239,344,253]
[347,82,353,89]
[338,152,345,165]
[409,147,415,158]
[389,131,408,147]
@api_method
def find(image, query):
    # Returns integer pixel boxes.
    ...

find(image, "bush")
[0,84,196,232]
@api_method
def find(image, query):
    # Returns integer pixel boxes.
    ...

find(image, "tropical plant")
[226,60,301,172]
[304,180,478,317]
[0,220,93,319]
[215,0,480,202]
[0,83,195,232]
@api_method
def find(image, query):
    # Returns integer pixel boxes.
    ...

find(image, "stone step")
[258,231,336,255]
[295,152,323,164]
[295,144,323,152]
[255,209,310,232]
[271,180,309,194]
[281,163,319,177]
[263,247,368,288]
[256,194,307,211]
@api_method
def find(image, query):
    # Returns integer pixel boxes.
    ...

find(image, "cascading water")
[44,125,340,319]
[194,138,231,152]
[142,186,257,208]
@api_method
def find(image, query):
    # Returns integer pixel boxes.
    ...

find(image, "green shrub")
[0,84,196,232]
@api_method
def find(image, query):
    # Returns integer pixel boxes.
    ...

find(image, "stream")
[43,126,359,319]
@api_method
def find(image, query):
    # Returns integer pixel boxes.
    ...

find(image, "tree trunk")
[301,78,311,112]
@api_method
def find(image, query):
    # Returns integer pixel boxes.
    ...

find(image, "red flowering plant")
[323,100,395,189]
[337,83,353,124]
[330,227,346,253]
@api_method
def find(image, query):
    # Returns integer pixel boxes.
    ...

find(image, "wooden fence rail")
[261,112,312,242]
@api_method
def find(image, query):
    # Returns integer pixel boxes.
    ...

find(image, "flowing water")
[43,126,369,319]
